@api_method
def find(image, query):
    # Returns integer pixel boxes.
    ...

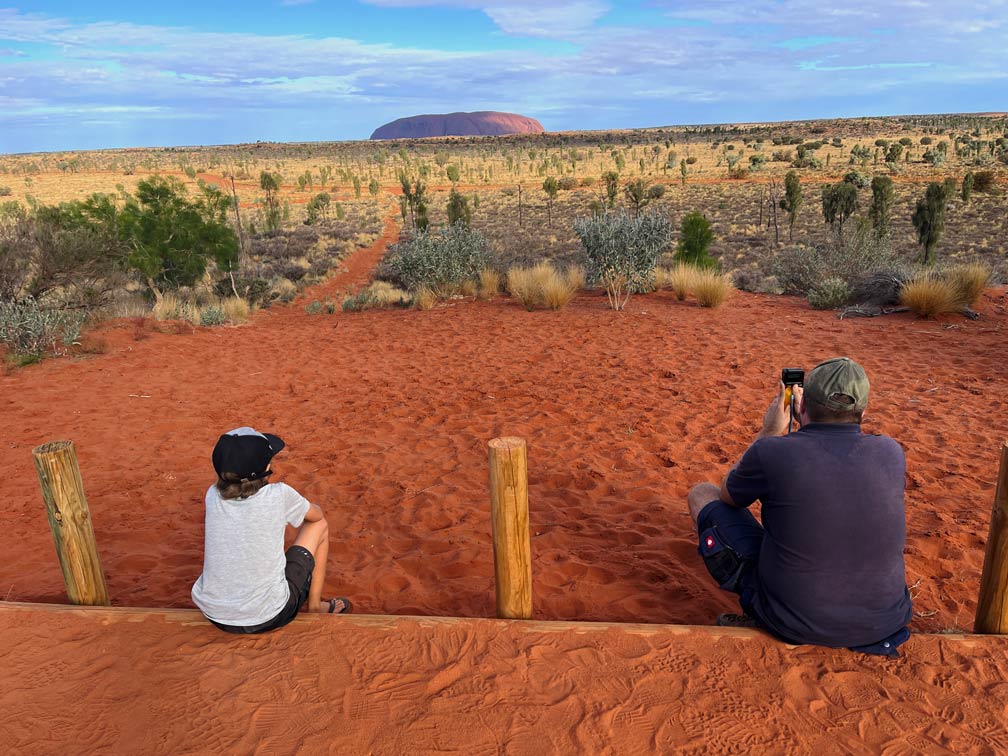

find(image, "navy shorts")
[696,499,764,616]
[210,545,315,635]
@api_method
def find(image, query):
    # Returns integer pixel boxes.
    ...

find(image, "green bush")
[675,211,717,269]
[305,300,324,315]
[382,224,487,294]
[199,306,226,327]
[773,224,898,297]
[808,278,851,310]
[0,297,84,357]
[574,210,674,310]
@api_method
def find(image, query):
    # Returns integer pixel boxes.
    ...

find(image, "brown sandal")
[326,598,353,614]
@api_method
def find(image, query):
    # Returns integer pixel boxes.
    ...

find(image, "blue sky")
[1,1,1005,153]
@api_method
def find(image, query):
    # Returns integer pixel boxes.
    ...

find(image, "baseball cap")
[212,427,286,480]
[803,357,870,412]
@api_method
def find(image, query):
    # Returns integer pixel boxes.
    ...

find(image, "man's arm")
[303,502,325,522]
[720,382,802,507]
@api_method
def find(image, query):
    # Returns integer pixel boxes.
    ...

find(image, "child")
[192,426,351,634]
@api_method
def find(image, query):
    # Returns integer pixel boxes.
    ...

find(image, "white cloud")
[359,0,610,37]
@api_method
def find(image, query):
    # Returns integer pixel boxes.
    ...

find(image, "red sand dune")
[1,226,1008,750]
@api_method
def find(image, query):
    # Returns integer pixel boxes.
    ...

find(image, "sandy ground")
[1,226,1007,751]
[2,603,1008,755]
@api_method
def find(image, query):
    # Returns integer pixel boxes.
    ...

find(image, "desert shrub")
[215,276,271,307]
[199,305,226,327]
[557,176,578,190]
[478,268,501,298]
[943,263,991,307]
[413,286,436,310]
[0,297,84,357]
[843,170,871,189]
[675,211,717,269]
[506,262,579,311]
[692,268,734,308]
[152,293,197,322]
[972,170,995,193]
[218,296,250,323]
[807,278,851,310]
[446,189,472,228]
[773,224,897,296]
[270,277,297,304]
[0,187,11,197]
[305,300,324,315]
[574,210,674,310]
[565,264,586,291]
[900,274,959,317]
[383,224,487,295]
[341,281,412,312]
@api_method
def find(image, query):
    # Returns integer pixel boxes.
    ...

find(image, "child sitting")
[192,426,351,633]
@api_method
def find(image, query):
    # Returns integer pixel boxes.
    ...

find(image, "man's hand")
[758,381,799,439]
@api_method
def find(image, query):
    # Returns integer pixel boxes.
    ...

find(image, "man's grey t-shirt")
[726,423,913,647]
[191,482,311,626]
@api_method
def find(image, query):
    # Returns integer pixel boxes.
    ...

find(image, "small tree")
[961,172,974,204]
[675,211,716,268]
[446,165,460,184]
[780,170,802,241]
[869,176,895,236]
[542,176,559,227]
[680,159,687,186]
[446,188,472,228]
[603,171,619,208]
[623,179,665,217]
[119,175,238,300]
[259,171,282,232]
[399,172,429,231]
[911,182,951,265]
[368,178,380,197]
[821,182,858,238]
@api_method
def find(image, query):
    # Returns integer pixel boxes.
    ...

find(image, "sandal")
[326,597,353,614]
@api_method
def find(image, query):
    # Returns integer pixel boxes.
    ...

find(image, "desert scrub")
[382,224,488,296]
[655,263,697,301]
[506,262,580,311]
[692,268,735,308]
[199,305,226,327]
[342,281,412,312]
[478,268,502,299]
[900,274,959,318]
[574,210,674,310]
[0,297,84,358]
[807,278,851,310]
[152,293,198,323]
[773,224,898,297]
[943,263,991,308]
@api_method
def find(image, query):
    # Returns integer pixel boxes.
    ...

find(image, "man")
[687,357,913,656]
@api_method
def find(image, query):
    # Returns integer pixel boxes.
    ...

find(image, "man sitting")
[687,357,913,656]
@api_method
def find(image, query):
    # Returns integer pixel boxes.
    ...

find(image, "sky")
[1,1,1006,154]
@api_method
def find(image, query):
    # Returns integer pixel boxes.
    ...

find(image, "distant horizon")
[2,1,1006,155]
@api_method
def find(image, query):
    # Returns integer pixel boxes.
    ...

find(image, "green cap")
[804,357,870,412]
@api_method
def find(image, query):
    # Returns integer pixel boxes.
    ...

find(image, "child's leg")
[293,517,329,613]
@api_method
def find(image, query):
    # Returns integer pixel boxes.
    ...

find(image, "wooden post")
[488,437,532,619]
[33,441,110,606]
[976,441,1008,634]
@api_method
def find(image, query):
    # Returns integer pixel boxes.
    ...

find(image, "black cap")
[212,427,286,481]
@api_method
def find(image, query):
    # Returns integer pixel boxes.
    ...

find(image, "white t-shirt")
[191,482,311,626]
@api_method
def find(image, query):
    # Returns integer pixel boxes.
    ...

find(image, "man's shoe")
[716,613,760,628]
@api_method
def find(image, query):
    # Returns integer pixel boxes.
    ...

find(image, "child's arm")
[302,502,325,523]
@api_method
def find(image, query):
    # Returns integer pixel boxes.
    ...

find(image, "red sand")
[2,227,1008,749]
[2,604,1008,754]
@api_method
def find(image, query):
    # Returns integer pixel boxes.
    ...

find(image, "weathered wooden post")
[488,437,532,619]
[33,440,110,606]
[976,441,1008,634]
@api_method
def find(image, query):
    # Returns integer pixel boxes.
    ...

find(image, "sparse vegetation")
[900,274,959,318]
[506,263,581,310]
[692,268,735,308]
[381,224,488,296]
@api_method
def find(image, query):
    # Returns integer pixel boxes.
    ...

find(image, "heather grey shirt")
[191,482,311,626]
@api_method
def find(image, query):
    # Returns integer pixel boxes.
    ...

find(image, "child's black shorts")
[210,546,315,634]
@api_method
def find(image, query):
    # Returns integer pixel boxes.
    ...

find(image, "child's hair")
[216,471,272,500]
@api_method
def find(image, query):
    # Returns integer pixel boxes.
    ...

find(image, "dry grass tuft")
[220,296,252,324]
[152,293,197,323]
[565,264,586,292]
[900,274,959,318]
[367,281,412,307]
[943,263,991,308]
[413,286,437,310]
[507,262,579,310]
[693,269,735,308]
[667,263,699,301]
[478,268,502,299]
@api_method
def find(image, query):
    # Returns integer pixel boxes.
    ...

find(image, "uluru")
[370,111,544,140]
